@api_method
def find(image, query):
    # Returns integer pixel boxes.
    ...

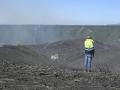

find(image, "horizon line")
[0,24,120,26]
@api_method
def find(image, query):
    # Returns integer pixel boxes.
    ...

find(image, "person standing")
[84,35,95,72]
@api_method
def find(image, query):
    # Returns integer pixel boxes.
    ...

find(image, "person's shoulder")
[91,39,94,41]
[90,39,94,43]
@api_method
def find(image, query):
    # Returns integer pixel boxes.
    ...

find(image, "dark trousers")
[84,54,92,72]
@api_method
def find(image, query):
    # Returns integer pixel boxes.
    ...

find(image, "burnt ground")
[0,39,120,90]
[1,59,120,90]
[30,39,120,73]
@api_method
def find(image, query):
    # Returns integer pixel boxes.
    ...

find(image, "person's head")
[86,35,93,39]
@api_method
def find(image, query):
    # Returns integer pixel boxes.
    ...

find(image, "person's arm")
[93,41,95,57]
[92,49,95,57]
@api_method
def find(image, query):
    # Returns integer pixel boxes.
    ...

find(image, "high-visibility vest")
[84,39,94,48]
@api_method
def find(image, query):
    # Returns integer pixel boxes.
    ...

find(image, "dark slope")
[29,39,120,73]
[0,45,50,65]
[0,38,119,73]
[0,39,120,89]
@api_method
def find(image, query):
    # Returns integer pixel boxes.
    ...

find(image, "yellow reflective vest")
[84,39,94,48]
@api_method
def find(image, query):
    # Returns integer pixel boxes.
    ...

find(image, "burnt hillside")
[0,39,120,90]
[29,38,120,73]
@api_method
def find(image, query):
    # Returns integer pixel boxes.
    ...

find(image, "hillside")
[0,25,120,89]
[0,45,50,65]
[0,37,120,73]
[0,25,120,46]
[29,38,120,73]
[0,38,120,89]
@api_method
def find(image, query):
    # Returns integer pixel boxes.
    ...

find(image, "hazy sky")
[0,0,120,25]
